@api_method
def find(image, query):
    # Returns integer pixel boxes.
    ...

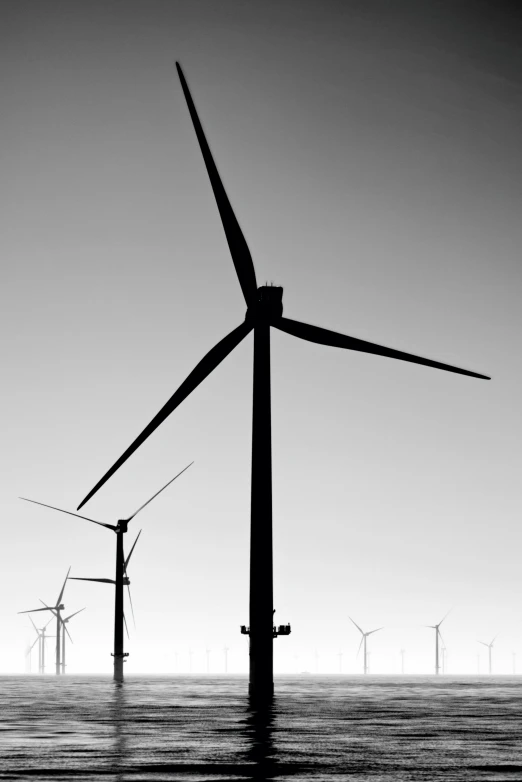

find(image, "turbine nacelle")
[246,285,283,323]
[116,519,129,533]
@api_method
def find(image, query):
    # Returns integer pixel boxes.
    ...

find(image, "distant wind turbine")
[349,617,383,674]
[27,616,53,674]
[478,637,496,674]
[21,463,192,681]
[19,568,70,675]
[41,605,85,675]
[76,63,489,702]
[427,611,450,675]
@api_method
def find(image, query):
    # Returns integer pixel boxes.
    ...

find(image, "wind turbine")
[427,611,450,675]
[349,617,383,674]
[27,616,53,674]
[41,605,85,674]
[21,463,192,681]
[19,568,70,675]
[478,637,496,674]
[76,64,489,701]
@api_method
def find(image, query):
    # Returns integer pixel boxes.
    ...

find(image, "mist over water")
[2,676,521,780]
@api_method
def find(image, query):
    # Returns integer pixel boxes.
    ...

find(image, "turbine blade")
[176,63,258,306]
[20,498,116,531]
[77,320,253,509]
[18,607,54,614]
[367,627,384,636]
[478,641,488,647]
[64,624,73,644]
[69,577,116,584]
[123,612,130,640]
[274,318,490,380]
[490,636,497,646]
[29,637,39,652]
[28,615,38,632]
[356,637,364,658]
[348,616,364,635]
[124,530,142,571]
[127,584,136,628]
[56,567,71,606]
[63,608,86,622]
[126,463,193,521]
[44,616,54,630]
[439,608,452,626]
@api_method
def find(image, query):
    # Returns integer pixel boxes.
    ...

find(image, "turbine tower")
[479,637,496,674]
[427,611,450,675]
[349,617,383,674]
[21,464,191,681]
[76,64,489,702]
[19,569,70,675]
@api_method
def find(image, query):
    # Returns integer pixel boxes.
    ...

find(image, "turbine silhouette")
[427,610,450,675]
[41,604,85,675]
[349,616,383,674]
[19,568,70,675]
[76,64,489,701]
[21,463,192,681]
[26,616,54,674]
[478,636,496,674]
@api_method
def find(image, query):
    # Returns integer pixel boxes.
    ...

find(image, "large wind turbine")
[479,636,496,674]
[349,617,383,674]
[427,611,450,675]
[76,64,489,701]
[21,463,192,681]
[19,569,70,675]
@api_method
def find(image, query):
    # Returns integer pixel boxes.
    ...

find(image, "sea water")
[1,675,521,780]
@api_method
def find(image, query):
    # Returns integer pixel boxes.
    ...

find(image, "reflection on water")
[243,703,278,780]
[111,682,127,781]
[0,676,521,780]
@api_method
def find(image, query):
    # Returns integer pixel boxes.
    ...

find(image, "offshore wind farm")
[2,0,522,779]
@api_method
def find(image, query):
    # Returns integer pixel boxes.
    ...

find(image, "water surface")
[1,675,521,780]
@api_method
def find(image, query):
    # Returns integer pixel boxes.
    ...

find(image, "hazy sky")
[2,0,522,675]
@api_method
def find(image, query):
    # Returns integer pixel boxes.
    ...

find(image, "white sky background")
[2,0,521,675]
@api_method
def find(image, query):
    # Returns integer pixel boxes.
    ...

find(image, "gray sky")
[2,0,521,674]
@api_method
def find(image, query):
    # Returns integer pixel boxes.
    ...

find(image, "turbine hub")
[246,285,283,323]
[116,520,129,533]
